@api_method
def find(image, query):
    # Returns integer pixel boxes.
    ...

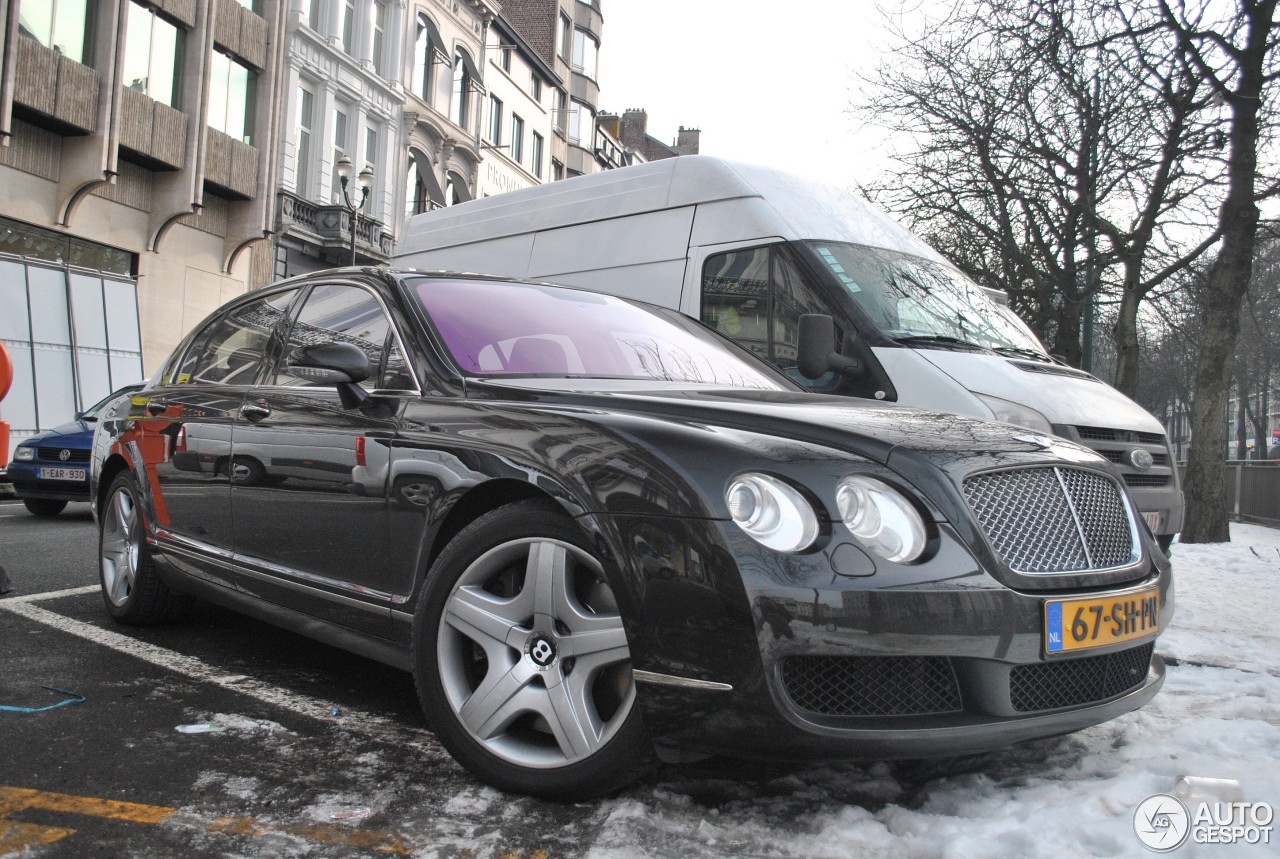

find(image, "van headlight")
[726,473,819,553]
[836,476,927,563]
[14,447,34,462]
[975,394,1053,434]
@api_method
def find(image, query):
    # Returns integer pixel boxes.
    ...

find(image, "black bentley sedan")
[89,270,1171,799]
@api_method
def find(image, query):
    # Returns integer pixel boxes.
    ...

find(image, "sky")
[595,1,918,192]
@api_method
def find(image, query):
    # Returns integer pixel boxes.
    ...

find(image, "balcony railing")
[278,191,394,262]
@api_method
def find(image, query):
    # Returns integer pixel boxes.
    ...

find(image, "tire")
[23,499,67,517]
[226,456,266,486]
[98,472,189,625]
[413,500,651,800]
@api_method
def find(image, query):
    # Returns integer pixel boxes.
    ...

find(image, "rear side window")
[171,289,299,385]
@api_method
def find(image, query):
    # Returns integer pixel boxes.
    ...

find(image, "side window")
[174,289,298,385]
[771,253,844,391]
[700,248,771,360]
[276,284,404,389]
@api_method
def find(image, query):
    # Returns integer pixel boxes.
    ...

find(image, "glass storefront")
[0,230,143,462]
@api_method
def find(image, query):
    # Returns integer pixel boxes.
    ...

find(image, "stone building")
[0,0,288,455]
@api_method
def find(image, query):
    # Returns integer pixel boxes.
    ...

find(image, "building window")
[331,105,350,204]
[488,94,503,144]
[511,114,524,164]
[17,0,90,64]
[572,28,598,81]
[208,51,255,144]
[557,13,570,60]
[341,0,355,54]
[122,1,182,107]
[531,132,544,179]
[295,86,314,197]
[552,159,564,182]
[531,75,542,103]
[365,125,378,170]
[500,47,511,72]
[451,48,473,129]
[552,89,565,134]
[413,13,445,102]
[371,0,387,75]
[568,100,592,145]
[308,0,322,31]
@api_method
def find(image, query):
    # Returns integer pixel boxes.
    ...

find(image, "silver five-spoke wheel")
[415,500,650,799]
[101,483,142,607]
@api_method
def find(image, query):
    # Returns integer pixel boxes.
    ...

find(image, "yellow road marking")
[0,820,77,851]
[0,786,411,855]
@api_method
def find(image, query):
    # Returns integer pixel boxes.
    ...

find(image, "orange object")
[0,341,12,468]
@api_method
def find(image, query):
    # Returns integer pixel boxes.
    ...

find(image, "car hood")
[23,419,93,447]
[468,380,1105,467]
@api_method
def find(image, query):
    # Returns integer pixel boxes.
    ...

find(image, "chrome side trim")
[632,670,733,692]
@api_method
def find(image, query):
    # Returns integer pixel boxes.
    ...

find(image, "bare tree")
[858,0,1222,385]
[1164,0,1280,542]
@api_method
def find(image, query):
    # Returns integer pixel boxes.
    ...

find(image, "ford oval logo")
[1127,449,1154,471]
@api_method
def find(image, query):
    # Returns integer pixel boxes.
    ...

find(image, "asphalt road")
[0,499,606,857]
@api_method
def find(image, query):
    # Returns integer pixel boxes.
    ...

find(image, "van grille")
[963,467,1138,574]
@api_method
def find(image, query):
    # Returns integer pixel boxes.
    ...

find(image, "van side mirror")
[797,314,862,380]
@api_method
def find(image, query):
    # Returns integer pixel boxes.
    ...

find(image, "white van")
[395,156,1182,548]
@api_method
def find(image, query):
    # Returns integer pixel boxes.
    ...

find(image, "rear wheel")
[23,499,67,517]
[414,501,650,800]
[99,472,189,624]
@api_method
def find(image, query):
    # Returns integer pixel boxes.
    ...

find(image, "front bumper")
[602,514,1171,761]
[8,463,91,503]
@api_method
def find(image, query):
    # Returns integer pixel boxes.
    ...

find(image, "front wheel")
[98,472,189,624]
[413,501,650,800]
[23,499,67,516]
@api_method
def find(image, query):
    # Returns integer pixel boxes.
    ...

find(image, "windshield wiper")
[991,345,1052,362]
[893,334,989,352]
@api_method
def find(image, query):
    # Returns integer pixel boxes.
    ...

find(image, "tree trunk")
[1112,267,1143,396]
[1177,0,1272,544]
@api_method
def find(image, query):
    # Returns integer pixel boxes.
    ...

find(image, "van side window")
[702,247,844,391]
[701,248,770,361]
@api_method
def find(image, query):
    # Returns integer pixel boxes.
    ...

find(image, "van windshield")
[806,242,1048,356]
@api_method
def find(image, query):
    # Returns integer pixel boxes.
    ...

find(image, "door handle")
[241,401,272,422]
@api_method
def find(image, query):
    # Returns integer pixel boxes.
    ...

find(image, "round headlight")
[836,476,927,563]
[725,473,819,553]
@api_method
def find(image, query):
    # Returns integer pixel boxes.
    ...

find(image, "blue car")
[9,385,142,516]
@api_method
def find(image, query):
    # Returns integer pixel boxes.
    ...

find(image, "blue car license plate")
[37,467,86,481]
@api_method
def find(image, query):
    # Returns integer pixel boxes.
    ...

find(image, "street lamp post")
[335,155,374,267]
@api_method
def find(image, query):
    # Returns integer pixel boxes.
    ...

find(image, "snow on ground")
[580,524,1280,859]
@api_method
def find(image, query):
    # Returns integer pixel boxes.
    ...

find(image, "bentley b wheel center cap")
[529,635,557,667]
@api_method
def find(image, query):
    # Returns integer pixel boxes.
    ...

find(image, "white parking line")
[0,588,447,759]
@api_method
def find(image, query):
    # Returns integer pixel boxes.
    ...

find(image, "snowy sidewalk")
[563,524,1280,858]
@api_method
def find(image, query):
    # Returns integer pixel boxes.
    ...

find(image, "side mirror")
[287,342,374,410]
[797,314,862,380]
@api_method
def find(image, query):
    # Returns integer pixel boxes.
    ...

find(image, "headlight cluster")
[726,472,928,563]
[14,447,35,461]
[835,476,927,563]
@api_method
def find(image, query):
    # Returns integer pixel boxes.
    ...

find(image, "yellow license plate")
[1044,586,1160,654]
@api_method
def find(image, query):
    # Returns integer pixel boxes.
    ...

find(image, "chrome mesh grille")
[963,467,1137,574]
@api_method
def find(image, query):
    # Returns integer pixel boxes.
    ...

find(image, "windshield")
[806,242,1047,354]
[410,277,789,390]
